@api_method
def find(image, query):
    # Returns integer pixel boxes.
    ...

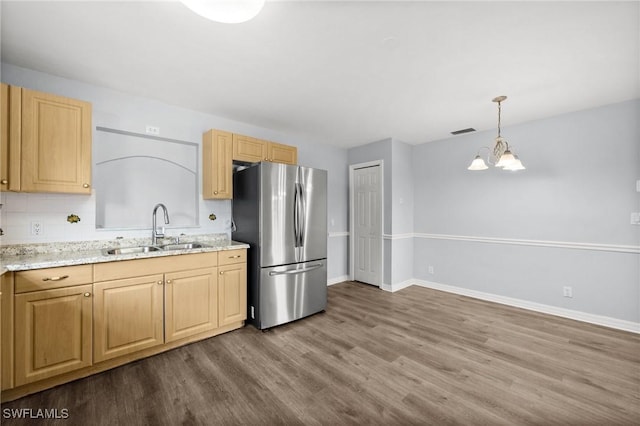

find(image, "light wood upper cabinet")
[203,129,233,199]
[165,267,218,343]
[0,83,21,192]
[218,249,247,327]
[20,88,92,194]
[93,275,164,363]
[232,134,266,163]
[232,134,297,165]
[267,141,297,165]
[14,284,93,386]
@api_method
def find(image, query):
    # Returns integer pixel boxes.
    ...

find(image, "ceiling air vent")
[451,127,476,135]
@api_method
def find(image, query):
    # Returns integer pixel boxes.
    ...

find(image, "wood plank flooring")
[2,281,639,425]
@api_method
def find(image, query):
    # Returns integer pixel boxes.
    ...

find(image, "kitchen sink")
[103,245,162,255]
[160,243,207,251]
[103,242,209,255]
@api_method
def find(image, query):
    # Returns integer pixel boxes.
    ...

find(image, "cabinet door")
[21,88,92,194]
[218,262,247,327]
[1,273,14,391]
[0,84,21,192]
[165,267,218,343]
[15,284,93,386]
[93,275,164,362]
[232,134,266,162]
[203,129,233,199]
[267,142,298,165]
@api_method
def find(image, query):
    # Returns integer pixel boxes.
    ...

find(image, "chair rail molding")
[413,233,640,254]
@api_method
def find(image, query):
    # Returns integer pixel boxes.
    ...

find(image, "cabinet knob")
[157,280,163,285]
[166,279,172,284]
[1,179,7,185]
[83,292,91,297]
[83,183,90,188]
[219,271,224,275]
[214,191,218,195]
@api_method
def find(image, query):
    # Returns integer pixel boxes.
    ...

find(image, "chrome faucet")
[152,203,170,245]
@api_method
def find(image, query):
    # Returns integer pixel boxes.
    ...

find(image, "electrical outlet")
[428,265,434,274]
[31,221,42,236]
[145,125,160,136]
[563,286,573,298]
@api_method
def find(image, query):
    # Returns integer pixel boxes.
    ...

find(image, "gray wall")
[412,99,640,323]
[0,63,350,282]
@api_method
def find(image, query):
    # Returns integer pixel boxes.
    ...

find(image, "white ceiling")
[1,1,638,148]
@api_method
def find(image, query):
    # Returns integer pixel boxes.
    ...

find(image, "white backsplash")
[0,190,232,245]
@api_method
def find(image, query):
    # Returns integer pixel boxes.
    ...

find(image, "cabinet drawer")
[218,249,247,266]
[15,265,93,293]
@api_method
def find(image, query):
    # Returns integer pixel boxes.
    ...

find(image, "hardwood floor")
[2,281,639,425]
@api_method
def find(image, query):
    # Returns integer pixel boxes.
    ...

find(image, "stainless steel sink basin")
[103,242,209,255]
[161,243,207,251]
[103,246,162,255]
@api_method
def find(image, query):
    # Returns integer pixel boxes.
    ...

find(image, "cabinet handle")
[83,292,91,297]
[1,179,7,185]
[83,183,90,188]
[42,275,69,282]
[229,255,241,259]
[157,280,163,285]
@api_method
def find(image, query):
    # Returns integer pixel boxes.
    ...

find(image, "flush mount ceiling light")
[179,0,265,24]
[468,96,525,172]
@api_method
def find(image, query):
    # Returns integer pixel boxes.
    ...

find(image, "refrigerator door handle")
[268,263,324,276]
[299,183,307,246]
[294,183,304,247]
[293,183,300,247]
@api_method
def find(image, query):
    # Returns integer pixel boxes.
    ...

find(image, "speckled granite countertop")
[0,234,249,273]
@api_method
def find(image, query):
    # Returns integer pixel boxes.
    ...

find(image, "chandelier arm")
[477,146,495,165]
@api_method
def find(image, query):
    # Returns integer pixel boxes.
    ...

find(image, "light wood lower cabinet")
[165,267,218,343]
[93,275,164,363]
[14,284,93,386]
[219,262,247,327]
[2,249,247,401]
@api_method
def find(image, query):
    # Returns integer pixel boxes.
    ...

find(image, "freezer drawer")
[254,260,327,329]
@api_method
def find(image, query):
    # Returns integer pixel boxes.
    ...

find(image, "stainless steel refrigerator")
[233,162,327,329]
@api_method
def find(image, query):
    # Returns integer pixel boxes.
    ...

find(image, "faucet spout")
[152,203,170,245]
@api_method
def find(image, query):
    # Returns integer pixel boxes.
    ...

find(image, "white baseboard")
[411,279,640,334]
[328,275,350,286]
[381,279,413,293]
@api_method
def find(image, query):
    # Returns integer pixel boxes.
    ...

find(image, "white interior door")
[353,165,382,286]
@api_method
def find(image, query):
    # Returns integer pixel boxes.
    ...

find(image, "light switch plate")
[637,180,640,192]
[631,212,640,225]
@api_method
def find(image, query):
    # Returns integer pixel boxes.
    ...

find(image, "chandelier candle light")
[468,96,525,171]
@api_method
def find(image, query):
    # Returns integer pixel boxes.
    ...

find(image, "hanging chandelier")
[468,96,525,171]
[179,0,265,24]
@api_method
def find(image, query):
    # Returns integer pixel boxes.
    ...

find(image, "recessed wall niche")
[94,127,198,230]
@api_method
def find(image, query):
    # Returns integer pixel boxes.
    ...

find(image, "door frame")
[348,160,384,286]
